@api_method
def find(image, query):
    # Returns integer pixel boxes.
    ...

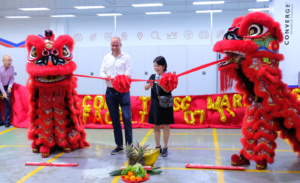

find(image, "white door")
[12,48,28,86]
[75,47,91,94]
[187,45,218,95]
[89,47,105,95]
[130,46,147,96]
[144,46,158,80]
[158,46,173,73]
[173,46,187,96]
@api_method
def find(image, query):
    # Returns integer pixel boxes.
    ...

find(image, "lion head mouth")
[218,51,245,67]
[35,75,68,83]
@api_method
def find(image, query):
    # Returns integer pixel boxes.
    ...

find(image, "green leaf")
[152,167,161,170]
[109,170,122,176]
[147,169,162,175]
[129,166,136,172]
[121,165,132,176]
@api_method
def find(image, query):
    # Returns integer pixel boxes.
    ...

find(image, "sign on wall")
[270,0,300,86]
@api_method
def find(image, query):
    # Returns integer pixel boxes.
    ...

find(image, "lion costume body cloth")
[214,12,300,169]
[26,30,89,158]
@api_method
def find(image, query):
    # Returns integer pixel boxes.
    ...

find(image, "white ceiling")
[0,0,269,18]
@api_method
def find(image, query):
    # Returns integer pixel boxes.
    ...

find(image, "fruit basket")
[109,163,162,180]
[121,173,149,182]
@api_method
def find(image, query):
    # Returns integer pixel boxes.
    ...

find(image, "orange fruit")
[130,176,136,181]
[136,177,143,181]
[124,175,130,180]
[127,171,134,176]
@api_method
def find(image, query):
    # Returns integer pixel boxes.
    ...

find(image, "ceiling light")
[132,3,163,7]
[5,16,31,18]
[18,7,50,11]
[193,1,224,5]
[257,0,269,2]
[248,8,269,11]
[97,13,122,16]
[50,15,76,17]
[196,10,222,13]
[74,6,105,9]
[146,12,171,15]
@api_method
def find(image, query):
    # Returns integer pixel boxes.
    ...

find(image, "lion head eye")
[248,24,268,36]
[28,46,37,60]
[62,45,71,58]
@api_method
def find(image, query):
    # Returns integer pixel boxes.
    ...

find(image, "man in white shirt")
[100,37,132,155]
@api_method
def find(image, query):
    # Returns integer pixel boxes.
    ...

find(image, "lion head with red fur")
[213,12,284,91]
[25,30,76,84]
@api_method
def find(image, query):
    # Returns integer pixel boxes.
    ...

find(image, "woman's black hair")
[153,56,167,71]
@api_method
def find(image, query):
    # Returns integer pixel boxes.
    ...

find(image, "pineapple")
[134,142,149,166]
[125,144,136,166]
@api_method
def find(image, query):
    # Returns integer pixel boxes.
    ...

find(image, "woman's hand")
[149,80,153,88]
[145,80,154,91]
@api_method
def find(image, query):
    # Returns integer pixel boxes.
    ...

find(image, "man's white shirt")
[100,51,132,87]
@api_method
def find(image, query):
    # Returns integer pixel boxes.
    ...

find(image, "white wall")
[0,12,257,95]
[67,13,246,47]
[0,18,49,42]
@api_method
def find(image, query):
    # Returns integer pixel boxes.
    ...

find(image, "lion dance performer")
[26,30,89,158]
[214,12,300,169]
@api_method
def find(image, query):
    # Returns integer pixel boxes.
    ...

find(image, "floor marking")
[0,127,17,135]
[0,145,28,149]
[111,129,153,183]
[279,131,300,156]
[160,167,300,174]
[213,128,224,183]
[151,133,242,136]
[16,152,64,183]
[165,147,293,152]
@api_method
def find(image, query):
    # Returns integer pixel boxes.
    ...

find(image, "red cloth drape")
[8,83,299,129]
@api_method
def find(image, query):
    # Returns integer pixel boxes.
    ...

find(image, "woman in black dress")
[144,56,174,157]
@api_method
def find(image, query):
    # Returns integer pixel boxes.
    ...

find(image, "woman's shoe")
[156,146,162,153]
[162,148,168,157]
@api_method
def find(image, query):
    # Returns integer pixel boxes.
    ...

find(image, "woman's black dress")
[147,74,175,125]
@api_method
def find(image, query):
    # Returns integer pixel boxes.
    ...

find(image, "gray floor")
[0,127,299,183]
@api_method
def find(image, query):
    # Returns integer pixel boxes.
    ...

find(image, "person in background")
[100,37,133,155]
[0,54,14,128]
[144,56,174,157]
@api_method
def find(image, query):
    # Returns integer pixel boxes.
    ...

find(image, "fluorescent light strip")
[146,12,171,15]
[193,1,224,5]
[196,10,222,13]
[248,8,269,11]
[50,15,76,17]
[74,6,105,9]
[19,7,50,11]
[5,16,31,18]
[132,3,163,7]
[257,0,269,2]
[97,13,122,16]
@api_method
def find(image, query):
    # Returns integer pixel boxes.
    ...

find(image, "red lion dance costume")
[26,30,89,158]
[214,12,300,170]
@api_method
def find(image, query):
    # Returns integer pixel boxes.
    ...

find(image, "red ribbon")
[73,59,225,82]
